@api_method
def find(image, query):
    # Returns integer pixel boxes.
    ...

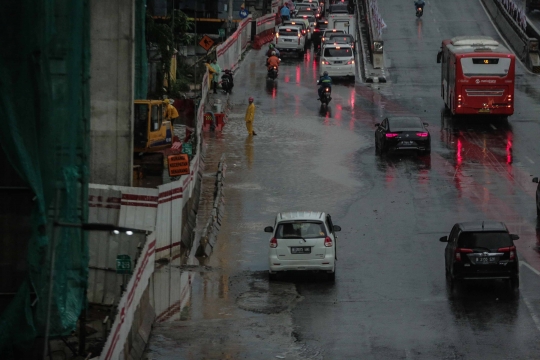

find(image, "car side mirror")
[436,50,442,64]
[423,122,429,126]
[439,236,448,242]
[510,234,520,240]
[533,177,539,183]
[374,122,380,127]
[333,225,341,232]
[264,226,274,233]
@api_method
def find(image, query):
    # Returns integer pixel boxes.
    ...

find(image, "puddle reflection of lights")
[506,132,513,164]
[272,86,277,98]
[457,138,463,166]
[296,66,301,84]
[284,75,290,83]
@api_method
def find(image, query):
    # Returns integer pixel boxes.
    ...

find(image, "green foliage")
[145,9,194,95]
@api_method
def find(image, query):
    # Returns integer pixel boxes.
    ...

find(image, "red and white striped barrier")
[253,13,277,49]
[216,15,252,72]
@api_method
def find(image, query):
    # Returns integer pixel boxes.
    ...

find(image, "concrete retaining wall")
[481,0,540,72]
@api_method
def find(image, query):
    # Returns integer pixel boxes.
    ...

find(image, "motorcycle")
[416,7,423,17]
[317,80,332,106]
[267,66,279,80]
[221,70,233,94]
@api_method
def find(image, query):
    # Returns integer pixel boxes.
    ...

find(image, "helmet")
[168,99,174,105]
[323,71,329,76]
[269,44,275,49]
[271,51,276,56]
[248,97,254,102]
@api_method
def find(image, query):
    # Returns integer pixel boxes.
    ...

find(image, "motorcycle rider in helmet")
[414,0,425,11]
[266,43,280,58]
[317,71,332,100]
[267,51,281,71]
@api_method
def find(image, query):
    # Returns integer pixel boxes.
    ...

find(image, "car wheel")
[446,269,455,288]
[375,139,381,155]
[422,146,431,155]
[269,272,278,281]
[327,268,336,282]
[510,275,519,290]
[537,195,540,216]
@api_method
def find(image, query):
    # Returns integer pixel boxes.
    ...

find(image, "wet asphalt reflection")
[144,1,540,357]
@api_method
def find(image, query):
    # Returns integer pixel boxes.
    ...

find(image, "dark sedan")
[374,116,431,155]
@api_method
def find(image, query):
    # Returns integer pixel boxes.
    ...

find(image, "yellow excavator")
[133,100,174,177]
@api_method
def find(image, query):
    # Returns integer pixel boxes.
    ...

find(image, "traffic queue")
[267,0,358,107]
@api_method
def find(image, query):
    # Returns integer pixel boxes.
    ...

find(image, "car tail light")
[498,245,516,260]
[321,60,329,65]
[347,60,354,64]
[416,132,428,137]
[454,248,473,261]
[324,236,333,247]
[385,133,398,138]
[270,237,278,248]
[276,33,279,38]
[314,28,319,32]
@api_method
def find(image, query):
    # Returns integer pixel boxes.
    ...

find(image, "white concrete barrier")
[216,15,253,72]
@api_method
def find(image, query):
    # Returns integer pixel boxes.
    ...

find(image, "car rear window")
[389,117,422,129]
[458,232,513,249]
[276,221,327,239]
[279,28,298,36]
[316,22,328,30]
[329,35,353,42]
[323,47,352,57]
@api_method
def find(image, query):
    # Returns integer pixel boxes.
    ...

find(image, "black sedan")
[374,116,431,155]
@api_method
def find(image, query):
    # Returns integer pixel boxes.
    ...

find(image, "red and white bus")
[437,36,515,116]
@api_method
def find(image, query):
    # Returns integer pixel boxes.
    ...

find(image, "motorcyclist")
[414,0,425,11]
[267,51,281,71]
[280,3,291,21]
[266,44,280,58]
[221,69,234,93]
[317,71,332,100]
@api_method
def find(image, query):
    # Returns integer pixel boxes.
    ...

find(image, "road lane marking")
[525,156,535,164]
[521,260,540,276]
[522,296,540,333]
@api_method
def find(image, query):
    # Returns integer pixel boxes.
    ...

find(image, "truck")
[327,13,356,36]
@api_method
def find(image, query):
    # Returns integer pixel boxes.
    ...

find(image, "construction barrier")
[253,13,277,49]
[216,15,253,72]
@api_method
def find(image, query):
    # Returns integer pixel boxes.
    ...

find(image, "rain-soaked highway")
[144,1,540,359]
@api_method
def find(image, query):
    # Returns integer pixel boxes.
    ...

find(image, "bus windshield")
[460,57,511,77]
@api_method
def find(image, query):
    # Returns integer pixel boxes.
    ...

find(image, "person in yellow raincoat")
[205,58,217,89]
[165,99,179,124]
[244,97,257,136]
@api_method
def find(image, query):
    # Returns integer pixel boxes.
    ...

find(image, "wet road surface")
[144,0,540,358]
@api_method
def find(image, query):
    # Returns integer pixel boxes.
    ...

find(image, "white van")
[275,25,306,58]
[265,211,341,281]
[320,43,355,78]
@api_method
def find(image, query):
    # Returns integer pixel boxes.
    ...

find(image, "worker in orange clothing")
[244,97,257,136]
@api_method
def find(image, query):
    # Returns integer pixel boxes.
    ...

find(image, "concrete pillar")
[89,0,135,186]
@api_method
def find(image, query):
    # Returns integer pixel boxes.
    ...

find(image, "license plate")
[477,257,496,264]
[334,61,342,64]
[284,39,293,42]
[400,141,414,145]
[291,247,311,254]
[478,109,491,113]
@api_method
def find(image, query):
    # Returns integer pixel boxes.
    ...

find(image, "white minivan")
[264,211,341,281]
[320,43,355,78]
[275,25,306,58]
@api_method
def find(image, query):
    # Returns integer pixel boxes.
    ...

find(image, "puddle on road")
[236,279,301,314]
